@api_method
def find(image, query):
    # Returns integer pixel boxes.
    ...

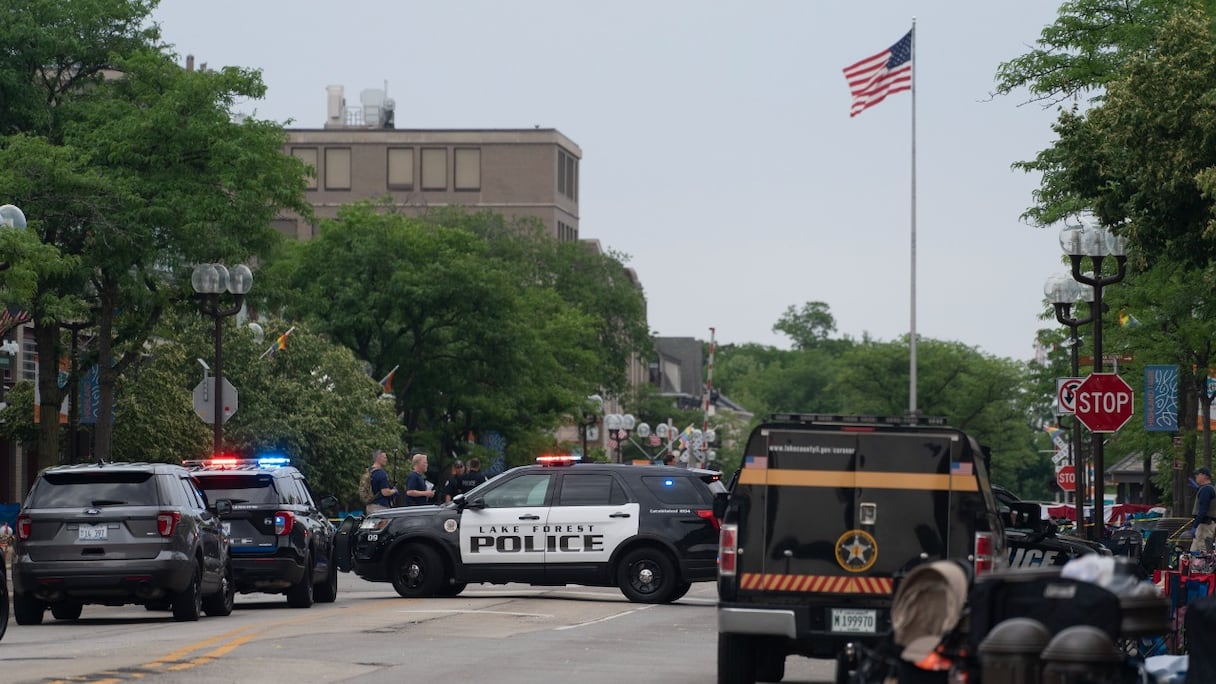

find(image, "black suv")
[12,462,234,623]
[338,459,725,604]
[187,457,339,607]
[715,414,1007,684]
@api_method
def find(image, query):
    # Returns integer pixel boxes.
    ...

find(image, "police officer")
[1192,466,1216,553]
[459,457,488,492]
[443,460,466,503]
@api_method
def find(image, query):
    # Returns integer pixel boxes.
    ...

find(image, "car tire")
[616,547,678,603]
[286,552,315,608]
[172,564,203,622]
[756,643,786,683]
[202,562,235,617]
[390,543,444,598]
[0,566,8,640]
[13,592,44,626]
[668,581,693,602]
[717,631,756,684]
[314,551,338,603]
[50,601,83,621]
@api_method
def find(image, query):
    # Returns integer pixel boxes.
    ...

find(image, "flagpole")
[908,17,918,416]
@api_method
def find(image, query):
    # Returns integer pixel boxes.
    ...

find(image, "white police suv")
[336,457,724,603]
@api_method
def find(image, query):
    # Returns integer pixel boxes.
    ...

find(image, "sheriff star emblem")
[834,529,878,573]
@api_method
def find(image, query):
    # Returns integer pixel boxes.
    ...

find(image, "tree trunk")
[34,320,61,473]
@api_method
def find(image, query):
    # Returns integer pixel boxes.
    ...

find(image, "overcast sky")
[152,1,1069,361]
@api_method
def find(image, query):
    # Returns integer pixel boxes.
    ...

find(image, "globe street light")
[603,413,636,463]
[192,263,252,455]
[1045,272,1095,529]
[0,204,27,273]
[1060,222,1127,540]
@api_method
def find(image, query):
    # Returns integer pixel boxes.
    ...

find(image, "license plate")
[830,609,876,633]
[78,524,107,541]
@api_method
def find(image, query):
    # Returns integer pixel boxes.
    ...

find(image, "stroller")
[852,560,972,684]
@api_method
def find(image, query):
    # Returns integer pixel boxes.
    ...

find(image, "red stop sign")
[1074,373,1135,433]
[1057,465,1076,492]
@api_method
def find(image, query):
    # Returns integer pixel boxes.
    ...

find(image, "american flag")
[0,307,31,336]
[843,29,913,117]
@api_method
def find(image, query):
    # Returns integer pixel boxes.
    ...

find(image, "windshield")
[32,472,158,508]
[194,474,279,505]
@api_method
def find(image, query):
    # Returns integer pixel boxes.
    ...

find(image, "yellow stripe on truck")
[737,468,978,492]
[739,572,894,595]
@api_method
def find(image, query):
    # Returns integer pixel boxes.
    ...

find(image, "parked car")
[12,462,234,623]
[993,485,1110,568]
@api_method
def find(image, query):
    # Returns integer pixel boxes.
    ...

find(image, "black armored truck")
[715,414,1008,684]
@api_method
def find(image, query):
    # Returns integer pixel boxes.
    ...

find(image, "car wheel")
[390,544,444,598]
[13,592,44,626]
[616,547,677,603]
[668,581,693,602]
[314,550,339,603]
[172,564,203,622]
[756,643,786,683]
[50,601,83,621]
[717,631,756,684]
[202,562,235,617]
[0,566,8,640]
[286,552,315,608]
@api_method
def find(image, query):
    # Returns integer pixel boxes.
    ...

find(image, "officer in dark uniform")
[459,457,488,492]
[443,460,466,503]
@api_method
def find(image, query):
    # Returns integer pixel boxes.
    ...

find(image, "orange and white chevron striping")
[738,573,894,595]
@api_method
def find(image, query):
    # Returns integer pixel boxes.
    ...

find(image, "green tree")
[772,301,838,351]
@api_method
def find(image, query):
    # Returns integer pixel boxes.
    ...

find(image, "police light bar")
[768,413,948,427]
[257,455,291,468]
[536,454,581,467]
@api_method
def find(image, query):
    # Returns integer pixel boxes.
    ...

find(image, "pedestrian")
[662,454,676,466]
[404,453,436,506]
[443,460,466,503]
[1192,466,1216,554]
[366,449,399,513]
[459,457,488,492]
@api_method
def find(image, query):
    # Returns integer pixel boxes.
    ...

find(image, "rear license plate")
[78,524,107,541]
[830,609,876,633]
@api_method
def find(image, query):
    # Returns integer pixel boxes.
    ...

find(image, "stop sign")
[1074,373,1134,433]
[1056,465,1076,492]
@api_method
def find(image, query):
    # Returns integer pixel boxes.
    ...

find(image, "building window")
[454,148,480,191]
[291,147,318,190]
[324,147,351,190]
[421,148,447,191]
[387,147,415,190]
[558,149,578,201]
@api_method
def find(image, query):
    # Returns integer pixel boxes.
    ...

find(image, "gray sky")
[152,1,1069,361]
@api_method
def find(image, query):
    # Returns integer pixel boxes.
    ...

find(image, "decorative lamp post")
[192,263,252,455]
[603,413,636,463]
[1060,222,1127,539]
[0,204,27,272]
[1045,272,1095,529]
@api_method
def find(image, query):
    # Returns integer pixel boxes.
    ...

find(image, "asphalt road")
[0,572,838,683]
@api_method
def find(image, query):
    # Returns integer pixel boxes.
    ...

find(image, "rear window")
[640,475,710,506]
[194,474,280,505]
[32,471,159,508]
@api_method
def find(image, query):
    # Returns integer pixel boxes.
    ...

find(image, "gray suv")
[12,462,235,623]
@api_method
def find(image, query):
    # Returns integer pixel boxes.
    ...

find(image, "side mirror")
[319,495,339,512]
[712,491,729,520]
[460,496,486,510]
[215,499,233,516]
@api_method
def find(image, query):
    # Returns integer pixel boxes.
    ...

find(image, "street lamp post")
[1045,273,1095,531]
[0,204,27,476]
[579,394,603,460]
[603,413,635,463]
[191,263,252,455]
[1060,223,1127,540]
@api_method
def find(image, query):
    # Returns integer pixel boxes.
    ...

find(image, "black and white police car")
[336,456,725,603]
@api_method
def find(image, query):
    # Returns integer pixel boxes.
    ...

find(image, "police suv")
[338,457,724,603]
[715,414,1007,684]
[186,456,340,608]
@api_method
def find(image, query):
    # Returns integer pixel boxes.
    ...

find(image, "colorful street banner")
[1144,364,1178,432]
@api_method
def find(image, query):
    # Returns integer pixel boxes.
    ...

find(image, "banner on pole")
[1143,364,1178,432]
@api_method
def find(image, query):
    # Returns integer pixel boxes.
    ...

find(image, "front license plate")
[830,609,876,633]
[78,524,107,541]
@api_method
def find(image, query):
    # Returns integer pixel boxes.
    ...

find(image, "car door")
[180,475,224,581]
[459,472,553,575]
[547,472,637,568]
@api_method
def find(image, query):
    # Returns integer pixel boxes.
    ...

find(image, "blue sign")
[1144,365,1178,432]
